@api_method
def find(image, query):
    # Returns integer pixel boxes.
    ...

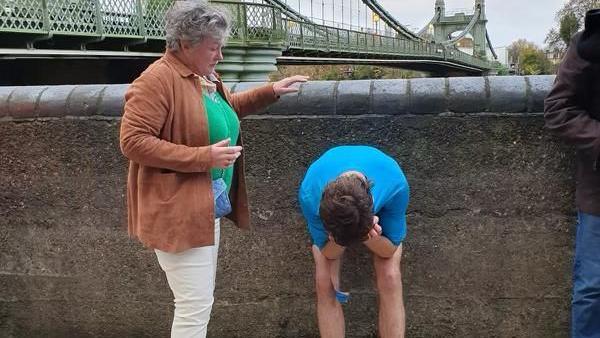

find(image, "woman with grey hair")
[119,1,308,336]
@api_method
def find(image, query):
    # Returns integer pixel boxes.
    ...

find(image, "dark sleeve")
[544,33,600,168]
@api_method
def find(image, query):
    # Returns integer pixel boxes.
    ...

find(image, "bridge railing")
[213,1,285,46]
[284,18,492,69]
[0,0,163,38]
[0,0,285,46]
[1,0,491,69]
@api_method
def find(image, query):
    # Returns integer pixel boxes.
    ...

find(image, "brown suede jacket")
[120,51,278,252]
[544,32,600,215]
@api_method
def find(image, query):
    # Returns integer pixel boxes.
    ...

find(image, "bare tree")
[545,0,600,53]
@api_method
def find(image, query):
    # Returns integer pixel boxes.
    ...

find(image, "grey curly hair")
[165,1,231,51]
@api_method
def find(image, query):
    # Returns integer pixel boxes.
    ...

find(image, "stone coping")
[0,76,555,119]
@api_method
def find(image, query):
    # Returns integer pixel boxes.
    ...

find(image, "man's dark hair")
[319,175,374,246]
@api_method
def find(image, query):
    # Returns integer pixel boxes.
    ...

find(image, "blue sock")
[335,289,350,304]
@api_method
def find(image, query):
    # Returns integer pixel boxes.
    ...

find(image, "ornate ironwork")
[0,0,493,70]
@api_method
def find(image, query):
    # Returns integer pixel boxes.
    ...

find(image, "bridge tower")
[435,0,445,17]
[432,0,489,58]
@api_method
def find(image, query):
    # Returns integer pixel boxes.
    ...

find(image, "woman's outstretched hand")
[273,75,309,96]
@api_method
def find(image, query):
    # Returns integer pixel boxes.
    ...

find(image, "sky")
[377,0,568,48]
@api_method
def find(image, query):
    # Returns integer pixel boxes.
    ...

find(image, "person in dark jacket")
[544,8,600,338]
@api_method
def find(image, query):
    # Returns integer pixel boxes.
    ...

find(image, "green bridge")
[0,0,498,81]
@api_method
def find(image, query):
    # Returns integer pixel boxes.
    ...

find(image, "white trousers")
[155,219,221,338]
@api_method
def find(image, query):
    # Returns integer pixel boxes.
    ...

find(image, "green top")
[203,91,240,191]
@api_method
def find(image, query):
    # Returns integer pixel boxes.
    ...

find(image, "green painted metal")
[433,0,489,58]
[216,45,282,82]
[284,17,491,69]
[216,1,285,47]
[0,0,45,33]
[0,0,494,71]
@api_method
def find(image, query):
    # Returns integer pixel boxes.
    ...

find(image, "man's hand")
[210,138,242,169]
[365,216,382,242]
[273,75,309,96]
[363,216,398,258]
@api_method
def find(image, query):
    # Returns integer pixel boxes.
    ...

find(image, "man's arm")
[300,195,344,259]
[321,237,346,260]
[364,235,398,258]
[362,216,401,258]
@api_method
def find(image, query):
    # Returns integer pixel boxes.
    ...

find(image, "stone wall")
[0,76,576,337]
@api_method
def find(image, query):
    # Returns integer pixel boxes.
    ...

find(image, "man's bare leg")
[312,245,344,338]
[373,244,405,338]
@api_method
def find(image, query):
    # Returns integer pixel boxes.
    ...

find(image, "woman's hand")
[273,75,309,96]
[210,138,242,169]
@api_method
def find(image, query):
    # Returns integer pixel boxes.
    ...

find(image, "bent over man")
[299,145,410,338]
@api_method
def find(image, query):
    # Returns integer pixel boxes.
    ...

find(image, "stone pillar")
[239,47,282,82]
[217,47,246,82]
[217,46,282,82]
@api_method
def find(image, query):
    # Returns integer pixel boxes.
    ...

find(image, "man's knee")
[315,271,335,301]
[375,264,402,294]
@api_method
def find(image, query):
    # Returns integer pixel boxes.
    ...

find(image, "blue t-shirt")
[298,146,410,249]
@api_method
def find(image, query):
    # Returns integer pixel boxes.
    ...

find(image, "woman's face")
[180,37,224,77]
